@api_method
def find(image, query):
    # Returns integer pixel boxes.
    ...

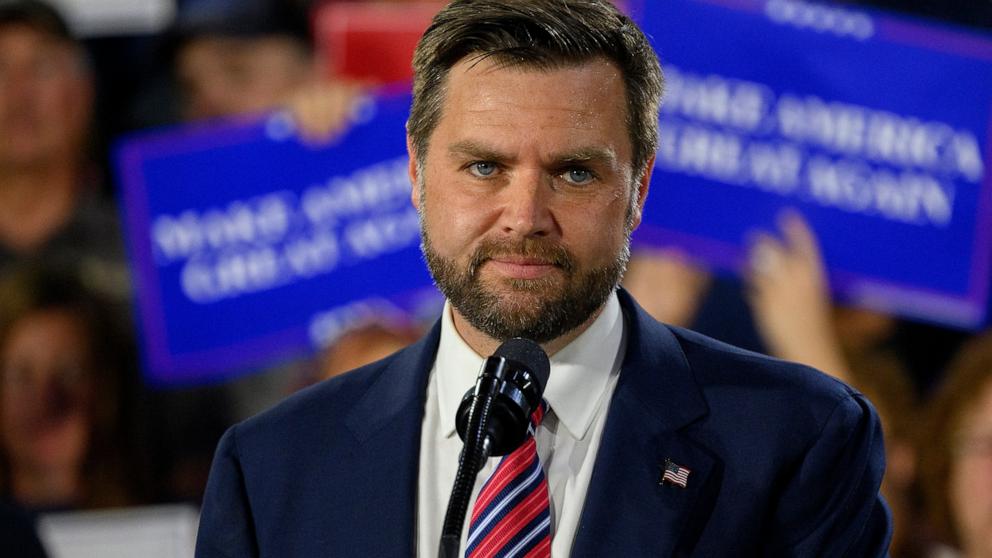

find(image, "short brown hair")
[0,0,73,41]
[408,0,663,181]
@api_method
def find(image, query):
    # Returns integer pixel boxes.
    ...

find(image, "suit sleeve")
[763,392,892,557]
[195,425,260,558]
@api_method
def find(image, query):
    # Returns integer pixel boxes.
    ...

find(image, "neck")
[0,162,83,252]
[11,464,83,509]
[451,302,606,358]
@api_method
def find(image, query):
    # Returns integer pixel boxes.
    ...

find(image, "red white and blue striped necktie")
[464,401,551,558]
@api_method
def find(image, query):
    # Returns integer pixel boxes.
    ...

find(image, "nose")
[183,76,237,121]
[39,375,77,419]
[498,169,556,239]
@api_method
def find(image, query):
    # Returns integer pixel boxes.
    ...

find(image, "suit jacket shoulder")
[570,291,891,557]
[196,323,440,558]
[671,323,864,447]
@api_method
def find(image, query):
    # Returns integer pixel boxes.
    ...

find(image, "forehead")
[433,56,630,155]
[178,36,247,71]
[179,35,305,65]
[0,23,72,55]
[2,309,88,357]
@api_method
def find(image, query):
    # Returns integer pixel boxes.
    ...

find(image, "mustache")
[467,237,576,277]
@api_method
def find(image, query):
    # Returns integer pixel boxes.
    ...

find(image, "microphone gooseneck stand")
[438,338,550,558]
[438,364,500,558]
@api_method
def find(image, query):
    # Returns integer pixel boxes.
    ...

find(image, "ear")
[629,155,654,230]
[407,134,421,210]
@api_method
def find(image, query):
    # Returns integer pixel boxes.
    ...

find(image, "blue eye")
[563,168,594,185]
[469,162,498,177]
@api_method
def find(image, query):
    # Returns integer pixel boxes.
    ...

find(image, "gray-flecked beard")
[420,226,631,344]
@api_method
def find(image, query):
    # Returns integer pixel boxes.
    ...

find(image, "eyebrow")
[554,147,619,167]
[447,140,618,167]
[448,140,506,163]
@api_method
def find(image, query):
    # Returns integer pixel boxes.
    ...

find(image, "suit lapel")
[337,319,441,556]
[571,291,722,558]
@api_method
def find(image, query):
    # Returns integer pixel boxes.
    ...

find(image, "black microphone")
[439,338,550,558]
[455,338,551,460]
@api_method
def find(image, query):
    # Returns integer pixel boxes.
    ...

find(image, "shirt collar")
[435,304,485,439]
[435,292,624,441]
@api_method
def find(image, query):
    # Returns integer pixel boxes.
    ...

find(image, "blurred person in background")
[844,350,922,558]
[0,262,140,513]
[920,331,992,558]
[314,321,423,383]
[170,0,363,142]
[0,1,128,300]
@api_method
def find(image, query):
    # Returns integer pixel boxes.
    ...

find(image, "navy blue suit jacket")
[196,291,890,556]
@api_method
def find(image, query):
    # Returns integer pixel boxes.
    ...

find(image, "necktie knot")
[529,399,549,432]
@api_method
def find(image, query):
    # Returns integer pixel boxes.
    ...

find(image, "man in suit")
[195,1,891,556]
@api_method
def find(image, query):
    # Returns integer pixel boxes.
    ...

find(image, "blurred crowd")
[0,0,990,557]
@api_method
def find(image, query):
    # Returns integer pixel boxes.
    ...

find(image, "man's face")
[177,35,311,121]
[410,57,650,348]
[0,25,91,169]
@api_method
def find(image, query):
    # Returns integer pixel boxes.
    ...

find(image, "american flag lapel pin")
[660,459,691,488]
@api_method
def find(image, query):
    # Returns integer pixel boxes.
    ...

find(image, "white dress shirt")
[417,292,626,557]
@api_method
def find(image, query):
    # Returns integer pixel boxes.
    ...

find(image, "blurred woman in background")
[921,331,992,558]
[0,262,138,512]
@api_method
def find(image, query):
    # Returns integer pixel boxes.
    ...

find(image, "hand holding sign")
[745,211,852,380]
[285,80,369,145]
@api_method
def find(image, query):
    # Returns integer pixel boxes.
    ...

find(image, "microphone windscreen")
[493,338,550,394]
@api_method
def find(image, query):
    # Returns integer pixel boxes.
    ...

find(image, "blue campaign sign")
[632,0,992,329]
[116,93,440,385]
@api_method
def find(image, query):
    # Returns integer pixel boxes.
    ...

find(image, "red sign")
[313,2,445,85]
